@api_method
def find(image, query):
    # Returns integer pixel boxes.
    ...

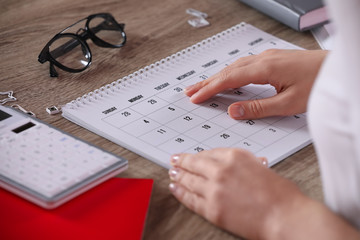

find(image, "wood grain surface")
[0,0,322,239]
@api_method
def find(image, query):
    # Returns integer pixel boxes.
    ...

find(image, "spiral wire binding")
[63,22,248,110]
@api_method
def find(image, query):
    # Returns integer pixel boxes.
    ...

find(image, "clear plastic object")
[46,105,61,115]
[186,8,210,28]
[186,8,208,18]
[188,17,210,28]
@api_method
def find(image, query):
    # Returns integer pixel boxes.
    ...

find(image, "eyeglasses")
[38,13,126,77]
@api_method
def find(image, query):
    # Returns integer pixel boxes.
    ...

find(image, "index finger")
[184,56,255,97]
[186,63,268,104]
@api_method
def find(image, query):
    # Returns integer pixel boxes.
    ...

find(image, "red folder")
[0,178,153,240]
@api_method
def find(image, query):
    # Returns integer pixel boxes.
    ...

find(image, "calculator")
[0,105,128,209]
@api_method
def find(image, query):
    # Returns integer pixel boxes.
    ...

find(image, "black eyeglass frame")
[38,13,126,77]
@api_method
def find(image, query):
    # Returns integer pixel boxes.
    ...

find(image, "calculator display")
[0,110,11,121]
[12,122,35,133]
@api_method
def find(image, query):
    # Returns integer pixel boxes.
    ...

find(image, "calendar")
[62,23,311,168]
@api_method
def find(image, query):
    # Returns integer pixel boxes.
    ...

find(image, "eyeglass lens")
[45,14,124,74]
[49,35,90,70]
[88,15,125,46]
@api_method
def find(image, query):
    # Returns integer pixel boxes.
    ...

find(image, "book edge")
[239,0,328,31]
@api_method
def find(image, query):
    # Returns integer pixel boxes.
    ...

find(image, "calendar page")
[62,23,311,169]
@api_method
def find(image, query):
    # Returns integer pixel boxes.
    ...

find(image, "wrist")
[261,191,360,240]
[260,185,308,240]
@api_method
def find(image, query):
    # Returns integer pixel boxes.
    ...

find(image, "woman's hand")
[168,148,360,240]
[185,49,328,119]
[168,148,304,239]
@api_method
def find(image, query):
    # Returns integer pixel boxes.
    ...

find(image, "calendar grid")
[101,76,307,157]
[63,23,311,168]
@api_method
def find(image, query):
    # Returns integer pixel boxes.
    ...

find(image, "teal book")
[239,0,329,31]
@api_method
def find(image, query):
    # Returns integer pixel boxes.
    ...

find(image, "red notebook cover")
[0,178,153,240]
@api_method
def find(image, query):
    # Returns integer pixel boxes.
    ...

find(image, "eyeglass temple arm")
[49,38,84,60]
[90,22,125,34]
[49,62,58,77]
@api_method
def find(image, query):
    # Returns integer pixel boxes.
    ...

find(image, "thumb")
[228,94,287,120]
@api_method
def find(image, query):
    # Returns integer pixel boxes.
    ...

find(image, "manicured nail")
[262,159,268,167]
[169,182,177,192]
[170,154,180,166]
[184,84,195,93]
[229,104,245,118]
[189,91,199,102]
[169,182,183,197]
[169,168,179,180]
[259,157,268,167]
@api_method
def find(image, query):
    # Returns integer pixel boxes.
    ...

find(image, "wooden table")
[0,0,322,239]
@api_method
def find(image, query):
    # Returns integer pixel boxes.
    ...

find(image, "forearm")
[263,194,360,240]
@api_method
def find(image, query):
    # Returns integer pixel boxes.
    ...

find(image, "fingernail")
[169,182,183,197]
[169,168,179,180]
[184,84,194,93]
[229,105,245,118]
[169,182,177,192]
[170,154,180,166]
[259,157,269,168]
[190,91,199,102]
[262,159,268,168]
